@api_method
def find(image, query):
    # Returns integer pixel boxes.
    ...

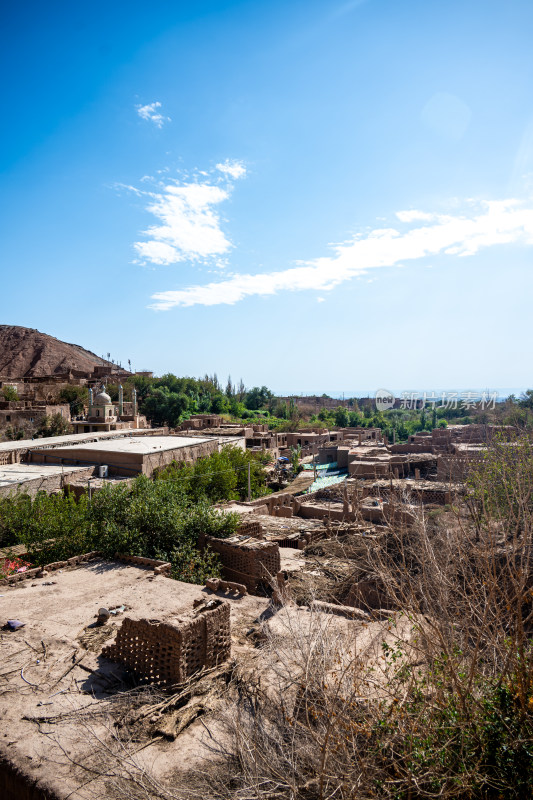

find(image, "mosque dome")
[94,390,112,405]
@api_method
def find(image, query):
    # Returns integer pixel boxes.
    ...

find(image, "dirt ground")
[0,549,400,800]
[0,560,271,799]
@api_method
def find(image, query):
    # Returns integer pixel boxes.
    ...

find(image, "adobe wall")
[337,446,351,469]
[29,438,218,476]
[368,482,454,505]
[389,443,435,454]
[102,599,231,686]
[286,432,331,448]
[142,438,218,475]
[0,744,61,800]
[235,518,264,538]
[202,535,281,593]
[437,453,483,481]
[348,460,390,478]
[298,503,354,522]
[360,502,416,526]
[317,445,338,464]
[0,465,95,498]
[0,404,70,438]
[247,492,295,514]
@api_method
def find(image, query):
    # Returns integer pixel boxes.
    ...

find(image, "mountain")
[0,326,109,378]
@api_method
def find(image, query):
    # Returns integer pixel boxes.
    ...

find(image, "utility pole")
[247,462,252,502]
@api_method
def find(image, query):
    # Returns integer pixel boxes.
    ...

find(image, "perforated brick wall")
[204,535,281,593]
[235,519,264,538]
[102,599,230,686]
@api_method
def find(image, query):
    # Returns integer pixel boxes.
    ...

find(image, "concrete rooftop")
[0,462,88,488]
[0,428,165,453]
[37,435,212,455]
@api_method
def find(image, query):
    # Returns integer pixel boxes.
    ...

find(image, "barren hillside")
[0,325,108,377]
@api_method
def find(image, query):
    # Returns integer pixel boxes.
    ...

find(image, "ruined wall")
[235,518,264,538]
[437,453,483,481]
[0,404,70,439]
[298,503,353,522]
[102,599,231,686]
[203,535,280,593]
[368,482,454,505]
[348,460,390,478]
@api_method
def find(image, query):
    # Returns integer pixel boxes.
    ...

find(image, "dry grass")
[31,438,533,799]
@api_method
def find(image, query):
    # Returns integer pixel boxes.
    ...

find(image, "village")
[0,335,528,799]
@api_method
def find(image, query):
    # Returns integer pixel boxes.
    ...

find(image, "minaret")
[118,384,124,416]
[88,388,93,407]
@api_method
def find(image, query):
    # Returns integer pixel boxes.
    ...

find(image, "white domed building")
[89,389,116,425]
[71,384,147,434]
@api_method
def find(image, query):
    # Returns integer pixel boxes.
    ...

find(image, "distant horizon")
[249,388,529,401]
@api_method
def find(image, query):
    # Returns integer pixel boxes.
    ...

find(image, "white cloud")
[128,164,249,266]
[134,241,180,265]
[136,101,170,128]
[133,182,233,265]
[216,160,247,179]
[149,198,533,309]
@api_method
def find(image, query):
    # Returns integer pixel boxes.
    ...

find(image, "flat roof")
[37,435,212,455]
[0,463,89,487]
[0,427,165,452]
[0,560,269,799]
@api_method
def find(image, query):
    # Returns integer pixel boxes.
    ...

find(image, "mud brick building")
[200,533,281,593]
[102,599,231,686]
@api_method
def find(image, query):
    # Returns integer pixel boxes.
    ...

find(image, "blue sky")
[1,0,533,395]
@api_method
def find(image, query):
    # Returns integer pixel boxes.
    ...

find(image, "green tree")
[245,386,273,410]
[519,389,533,409]
[59,385,88,416]
[2,385,18,401]
[35,413,72,438]
[334,406,349,427]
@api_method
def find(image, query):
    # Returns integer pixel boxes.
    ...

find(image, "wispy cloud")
[149,199,533,309]
[128,164,247,266]
[136,101,170,128]
[216,159,247,179]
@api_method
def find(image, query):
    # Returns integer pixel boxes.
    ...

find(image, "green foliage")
[289,445,301,473]
[4,426,25,441]
[272,401,288,419]
[245,385,273,410]
[58,385,88,416]
[0,449,249,583]
[157,445,269,503]
[468,433,533,531]
[125,373,264,427]
[334,406,349,427]
[519,389,533,409]
[374,658,533,798]
[229,398,247,418]
[141,387,190,427]
[2,385,19,401]
[170,542,222,584]
[34,413,72,438]
[0,489,89,555]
